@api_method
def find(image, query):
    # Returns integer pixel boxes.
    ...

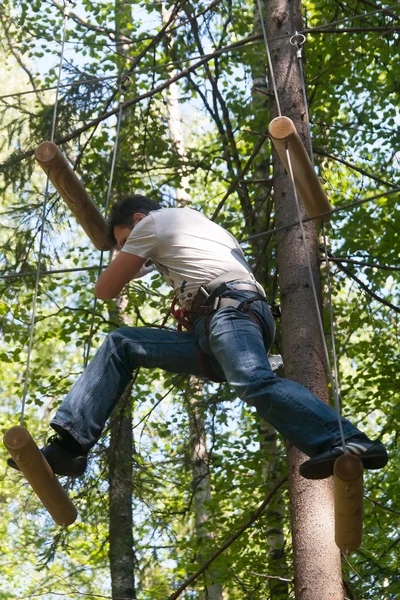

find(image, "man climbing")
[8,195,388,479]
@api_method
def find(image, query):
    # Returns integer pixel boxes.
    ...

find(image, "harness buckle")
[199,285,211,300]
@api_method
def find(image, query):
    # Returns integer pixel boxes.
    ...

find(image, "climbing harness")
[170,298,192,332]
[170,273,282,382]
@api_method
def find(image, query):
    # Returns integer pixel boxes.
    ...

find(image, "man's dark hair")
[108,195,161,245]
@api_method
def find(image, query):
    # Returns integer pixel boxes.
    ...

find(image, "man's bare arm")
[95,252,146,300]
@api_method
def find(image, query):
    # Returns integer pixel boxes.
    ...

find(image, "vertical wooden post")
[4,426,78,527]
[334,454,363,552]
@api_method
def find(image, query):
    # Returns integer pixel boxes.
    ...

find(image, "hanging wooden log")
[35,141,113,251]
[269,116,332,221]
[4,426,78,527]
[333,453,363,552]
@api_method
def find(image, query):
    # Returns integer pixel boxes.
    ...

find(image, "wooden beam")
[333,453,363,552]
[35,142,113,251]
[269,117,332,221]
[4,426,78,527]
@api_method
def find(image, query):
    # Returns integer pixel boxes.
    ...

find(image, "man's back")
[122,207,254,304]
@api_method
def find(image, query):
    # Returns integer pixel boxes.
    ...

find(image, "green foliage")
[0,0,399,598]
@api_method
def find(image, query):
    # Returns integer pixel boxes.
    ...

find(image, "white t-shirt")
[122,207,255,305]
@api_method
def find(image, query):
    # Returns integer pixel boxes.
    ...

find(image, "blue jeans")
[52,289,365,455]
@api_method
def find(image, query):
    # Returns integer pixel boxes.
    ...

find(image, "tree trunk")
[107,4,137,593]
[108,295,136,600]
[109,381,136,600]
[259,421,288,599]
[161,10,223,593]
[188,391,223,600]
[264,0,343,598]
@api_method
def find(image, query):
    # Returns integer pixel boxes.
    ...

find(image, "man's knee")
[104,326,137,351]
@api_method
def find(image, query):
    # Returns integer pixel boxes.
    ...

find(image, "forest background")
[0,0,399,599]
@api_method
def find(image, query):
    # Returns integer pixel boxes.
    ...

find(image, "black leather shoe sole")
[7,448,87,478]
[300,442,388,480]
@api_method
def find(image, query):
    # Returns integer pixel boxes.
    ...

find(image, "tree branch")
[1,33,263,170]
[183,9,253,218]
[365,495,400,517]
[49,0,132,44]
[330,252,400,313]
[314,148,398,190]
[167,475,288,600]
[322,256,400,272]
[248,572,293,583]
[1,20,45,107]
[211,134,268,221]
[358,0,400,21]
[306,26,400,34]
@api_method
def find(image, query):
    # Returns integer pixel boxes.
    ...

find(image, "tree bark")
[264,0,343,598]
[161,10,223,593]
[188,392,223,600]
[107,3,137,595]
[109,381,136,600]
[108,293,136,600]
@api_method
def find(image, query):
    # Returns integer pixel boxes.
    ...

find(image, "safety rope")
[255,0,282,116]
[291,32,346,449]
[83,75,131,368]
[19,0,71,426]
[285,146,347,452]
[290,33,313,164]
[241,187,400,242]
[321,225,342,410]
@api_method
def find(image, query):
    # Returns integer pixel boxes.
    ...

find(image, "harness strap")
[170,290,269,383]
[204,270,260,293]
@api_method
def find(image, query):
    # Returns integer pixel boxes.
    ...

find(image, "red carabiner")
[170,298,192,332]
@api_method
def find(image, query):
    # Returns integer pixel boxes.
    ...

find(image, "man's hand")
[132,259,155,279]
[95,252,145,300]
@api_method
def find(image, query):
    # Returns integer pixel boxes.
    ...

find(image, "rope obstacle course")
[3,0,375,550]
[271,117,364,552]
[31,119,367,548]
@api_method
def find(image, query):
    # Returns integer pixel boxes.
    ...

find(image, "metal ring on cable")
[290,32,306,47]
[118,74,132,92]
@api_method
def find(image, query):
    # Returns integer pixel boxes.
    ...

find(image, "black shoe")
[300,439,388,480]
[7,434,88,477]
